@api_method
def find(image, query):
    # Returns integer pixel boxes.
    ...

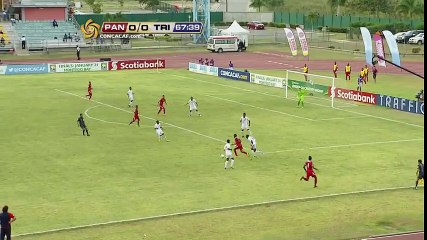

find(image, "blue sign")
[218,68,250,82]
[6,64,49,75]
[377,94,424,115]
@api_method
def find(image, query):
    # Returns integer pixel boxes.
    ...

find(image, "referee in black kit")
[77,113,90,136]
[415,159,424,189]
[76,45,81,60]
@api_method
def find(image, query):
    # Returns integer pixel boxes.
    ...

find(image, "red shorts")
[305,171,316,179]
[159,105,165,110]
[345,72,350,77]
[133,115,140,121]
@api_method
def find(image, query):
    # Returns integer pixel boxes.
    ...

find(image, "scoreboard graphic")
[101,22,203,34]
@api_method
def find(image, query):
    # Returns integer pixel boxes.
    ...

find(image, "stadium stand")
[14,21,83,51]
[0,23,14,53]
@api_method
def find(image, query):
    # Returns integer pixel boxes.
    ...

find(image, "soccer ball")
[220,154,224,158]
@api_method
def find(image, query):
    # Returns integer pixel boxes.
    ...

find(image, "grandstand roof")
[12,0,67,7]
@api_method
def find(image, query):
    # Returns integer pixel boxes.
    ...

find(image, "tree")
[118,0,124,8]
[307,11,320,32]
[84,0,102,13]
[104,12,126,22]
[327,0,347,15]
[397,0,423,18]
[249,0,265,12]
[138,0,160,10]
[265,0,284,11]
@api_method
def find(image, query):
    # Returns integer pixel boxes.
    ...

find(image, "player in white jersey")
[154,120,168,141]
[240,112,252,137]
[127,87,134,108]
[223,139,235,169]
[245,134,257,153]
[186,96,201,116]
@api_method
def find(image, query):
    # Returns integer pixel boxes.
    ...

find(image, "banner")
[250,73,284,88]
[329,87,377,105]
[360,27,373,66]
[295,27,309,56]
[377,94,424,115]
[382,30,401,66]
[5,64,49,75]
[218,68,250,82]
[284,28,298,56]
[108,59,166,71]
[51,62,108,73]
[188,62,218,76]
[0,66,6,75]
[373,32,386,67]
[287,79,329,95]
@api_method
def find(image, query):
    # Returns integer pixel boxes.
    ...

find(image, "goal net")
[284,69,339,108]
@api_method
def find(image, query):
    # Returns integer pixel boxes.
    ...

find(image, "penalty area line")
[14,185,422,238]
[55,89,223,143]
[84,105,151,127]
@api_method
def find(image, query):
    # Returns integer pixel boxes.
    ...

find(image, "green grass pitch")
[0,69,423,240]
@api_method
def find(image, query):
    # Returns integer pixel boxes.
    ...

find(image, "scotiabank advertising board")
[108,59,166,71]
[329,87,378,105]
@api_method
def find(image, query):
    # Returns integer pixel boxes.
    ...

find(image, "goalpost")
[284,69,336,107]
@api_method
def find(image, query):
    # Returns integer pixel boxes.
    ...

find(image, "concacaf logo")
[81,19,101,39]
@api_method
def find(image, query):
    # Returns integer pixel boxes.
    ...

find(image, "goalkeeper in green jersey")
[297,88,306,108]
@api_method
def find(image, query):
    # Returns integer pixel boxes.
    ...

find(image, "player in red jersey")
[129,105,140,127]
[300,156,319,187]
[157,95,167,115]
[233,133,249,157]
[86,81,92,100]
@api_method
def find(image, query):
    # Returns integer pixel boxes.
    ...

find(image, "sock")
[416,180,419,187]
[314,176,318,187]
[231,159,235,168]
[157,109,161,114]
[86,129,89,135]
[224,161,228,169]
[137,121,140,127]
[82,130,85,135]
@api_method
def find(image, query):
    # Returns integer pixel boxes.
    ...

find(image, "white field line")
[14,185,422,238]
[206,95,315,121]
[263,138,424,154]
[169,73,422,129]
[313,116,369,121]
[362,231,424,240]
[166,73,339,109]
[84,106,151,128]
[55,89,223,143]
[334,106,424,128]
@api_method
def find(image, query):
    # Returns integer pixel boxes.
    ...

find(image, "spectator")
[0,36,5,47]
[229,61,234,70]
[238,40,244,50]
[198,58,203,64]
[10,17,16,25]
[68,33,72,42]
[63,33,68,42]
[74,32,79,42]
[416,90,424,102]
[52,19,58,28]
[76,45,81,60]
[21,35,26,49]
[204,58,209,65]
[209,59,214,66]
[2,9,7,21]
[0,205,16,240]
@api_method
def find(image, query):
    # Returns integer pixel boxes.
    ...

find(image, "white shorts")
[251,144,257,150]
[129,97,134,102]
[225,153,233,159]
[241,124,249,130]
[156,129,164,136]
[190,106,197,111]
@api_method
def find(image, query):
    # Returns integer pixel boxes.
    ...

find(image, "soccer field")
[0,69,424,240]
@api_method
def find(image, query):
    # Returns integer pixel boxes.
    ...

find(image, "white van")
[207,36,245,53]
